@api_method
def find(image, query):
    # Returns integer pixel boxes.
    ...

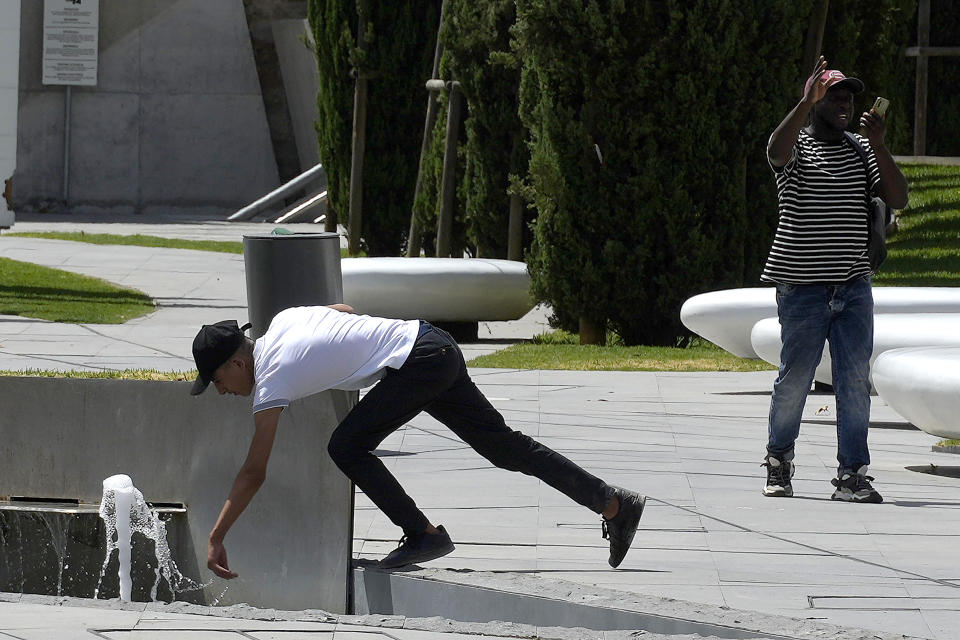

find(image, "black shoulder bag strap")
[843,131,888,271]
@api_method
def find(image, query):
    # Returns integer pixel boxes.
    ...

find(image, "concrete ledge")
[1,580,926,640]
[352,566,922,640]
[0,376,355,611]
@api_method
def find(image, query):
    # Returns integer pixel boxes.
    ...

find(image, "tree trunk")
[801,0,829,76]
[579,317,606,346]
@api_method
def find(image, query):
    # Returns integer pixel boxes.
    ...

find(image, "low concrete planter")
[0,376,355,612]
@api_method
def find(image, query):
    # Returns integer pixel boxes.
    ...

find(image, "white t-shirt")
[252,306,420,413]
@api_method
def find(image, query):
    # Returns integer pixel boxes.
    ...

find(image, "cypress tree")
[411,0,529,258]
[410,49,470,257]
[817,0,917,154]
[310,1,442,255]
[445,0,530,258]
[515,0,812,344]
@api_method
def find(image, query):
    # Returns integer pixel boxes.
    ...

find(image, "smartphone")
[860,97,890,135]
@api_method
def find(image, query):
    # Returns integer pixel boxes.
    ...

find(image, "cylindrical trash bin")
[243,232,343,339]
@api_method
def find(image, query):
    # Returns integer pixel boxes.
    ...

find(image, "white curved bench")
[680,288,774,358]
[750,313,960,386]
[341,257,533,322]
[873,347,960,439]
[681,287,960,359]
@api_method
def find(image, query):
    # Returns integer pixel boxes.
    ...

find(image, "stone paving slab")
[0,595,761,639]
[350,369,960,640]
[2,224,959,638]
[0,233,546,372]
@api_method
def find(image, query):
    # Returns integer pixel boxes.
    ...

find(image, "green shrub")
[310,0,442,255]
[515,0,811,344]
[411,0,529,258]
[817,0,960,156]
[446,0,530,258]
[410,47,470,257]
[817,0,917,154]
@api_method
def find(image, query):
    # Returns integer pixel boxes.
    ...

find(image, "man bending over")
[191,305,646,576]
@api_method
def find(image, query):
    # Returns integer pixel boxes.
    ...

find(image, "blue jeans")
[767,276,873,475]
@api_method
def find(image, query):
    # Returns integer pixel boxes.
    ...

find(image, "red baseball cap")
[804,69,864,95]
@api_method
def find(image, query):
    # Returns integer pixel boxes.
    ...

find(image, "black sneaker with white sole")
[831,467,882,503]
[761,455,794,497]
[379,525,455,569]
[602,487,646,568]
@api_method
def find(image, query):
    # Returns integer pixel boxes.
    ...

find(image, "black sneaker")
[602,487,646,568]
[761,455,794,497]
[831,467,883,503]
[379,525,455,569]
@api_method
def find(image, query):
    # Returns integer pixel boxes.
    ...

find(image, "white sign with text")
[42,0,99,86]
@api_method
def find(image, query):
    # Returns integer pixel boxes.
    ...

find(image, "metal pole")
[63,85,71,202]
[406,0,446,257]
[507,194,523,261]
[914,0,930,156]
[347,0,368,256]
[435,80,462,258]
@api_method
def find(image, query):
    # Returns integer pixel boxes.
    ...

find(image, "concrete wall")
[272,19,320,176]
[14,0,280,216]
[241,0,308,186]
[0,377,355,612]
[0,0,19,225]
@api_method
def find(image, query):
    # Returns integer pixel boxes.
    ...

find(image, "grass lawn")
[8,231,244,254]
[471,162,960,371]
[873,163,960,286]
[0,368,190,381]
[467,335,776,371]
[0,257,154,323]
[3,162,957,371]
[6,231,357,257]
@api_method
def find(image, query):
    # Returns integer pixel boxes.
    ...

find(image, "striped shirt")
[761,129,880,284]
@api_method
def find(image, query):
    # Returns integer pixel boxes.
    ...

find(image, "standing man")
[191,305,646,577]
[761,56,908,502]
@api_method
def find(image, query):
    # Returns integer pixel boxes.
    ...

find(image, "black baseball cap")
[190,320,252,395]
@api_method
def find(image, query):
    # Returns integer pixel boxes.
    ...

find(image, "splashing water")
[40,512,70,597]
[95,474,209,601]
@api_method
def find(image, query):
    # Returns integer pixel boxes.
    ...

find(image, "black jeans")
[327,322,614,535]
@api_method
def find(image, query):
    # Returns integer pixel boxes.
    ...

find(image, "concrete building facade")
[7,0,319,218]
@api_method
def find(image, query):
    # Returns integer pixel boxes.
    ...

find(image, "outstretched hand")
[802,56,829,105]
[208,539,239,579]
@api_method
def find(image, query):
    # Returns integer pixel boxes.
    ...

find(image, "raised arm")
[207,406,283,579]
[860,109,909,209]
[767,56,828,167]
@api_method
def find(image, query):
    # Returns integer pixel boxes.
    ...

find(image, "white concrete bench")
[681,287,960,359]
[341,257,533,322]
[750,313,960,386]
[872,347,960,439]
